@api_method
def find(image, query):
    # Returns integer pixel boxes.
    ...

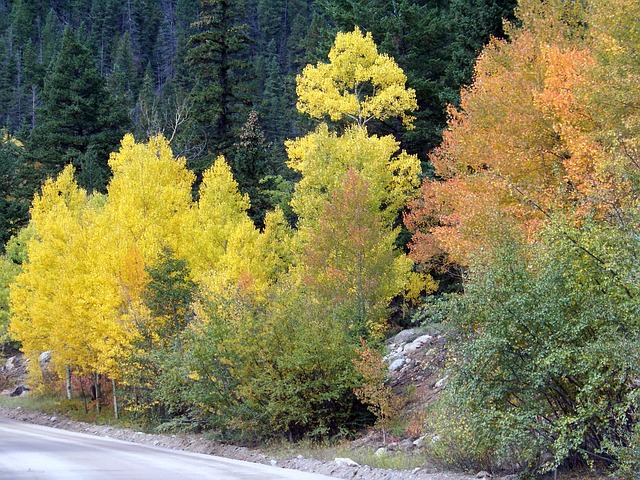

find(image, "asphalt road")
[0,418,337,480]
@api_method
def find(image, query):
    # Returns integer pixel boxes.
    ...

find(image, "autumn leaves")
[7,28,423,435]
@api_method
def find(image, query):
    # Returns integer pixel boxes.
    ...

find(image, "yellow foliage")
[184,156,277,301]
[286,124,420,231]
[296,27,417,128]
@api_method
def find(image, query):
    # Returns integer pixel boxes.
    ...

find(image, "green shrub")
[427,224,640,475]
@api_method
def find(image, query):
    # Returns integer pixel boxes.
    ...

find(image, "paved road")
[0,418,337,479]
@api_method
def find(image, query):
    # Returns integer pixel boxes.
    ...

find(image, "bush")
[181,283,370,440]
[427,225,640,475]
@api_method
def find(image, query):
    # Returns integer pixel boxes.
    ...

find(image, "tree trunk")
[94,372,100,413]
[112,378,119,419]
[65,365,72,399]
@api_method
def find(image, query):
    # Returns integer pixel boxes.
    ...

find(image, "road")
[0,418,338,479]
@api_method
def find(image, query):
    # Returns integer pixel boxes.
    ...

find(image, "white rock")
[296,455,304,460]
[476,471,492,478]
[270,459,278,466]
[388,358,405,372]
[38,350,52,364]
[403,335,433,354]
[335,457,360,467]
[389,328,418,345]
[413,435,428,448]
[4,356,15,370]
[374,447,387,458]
[434,375,449,389]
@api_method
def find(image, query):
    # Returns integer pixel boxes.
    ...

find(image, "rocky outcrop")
[384,327,449,410]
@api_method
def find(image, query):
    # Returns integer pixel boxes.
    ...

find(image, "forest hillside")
[3,0,640,478]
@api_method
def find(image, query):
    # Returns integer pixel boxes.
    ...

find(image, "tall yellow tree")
[288,28,423,337]
[296,27,417,128]
[184,156,275,300]
[9,167,125,385]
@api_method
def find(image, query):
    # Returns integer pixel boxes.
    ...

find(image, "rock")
[398,438,415,451]
[434,375,449,389]
[296,455,304,460]
[386,441,398,451]
[334,457,360,467]
[403,334,433,354]
[38,351,52,364]
[388,358,405,372]
[388,328,419,345]
[476,471,492,478]
[413,435,428,448]
[4,356,15,370]
[374,447,387,458]
[50,416,57,422]
[9,385,29,397]
[269,459,277,466]
[412,468,422,475]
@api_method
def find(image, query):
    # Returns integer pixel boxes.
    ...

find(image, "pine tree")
[108,32,139,116]
[230,110,285,226]
[24,28,129,194]
[0,132,28,249]
[186,0,254,162]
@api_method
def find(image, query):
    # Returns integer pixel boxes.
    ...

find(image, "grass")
[0,393,56,411]
[0,392,148,431]
[264,436,431,471]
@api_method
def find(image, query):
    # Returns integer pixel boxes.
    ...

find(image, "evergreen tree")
[0,133,28,249]
[258,40,289,147]
[186,0,254,164]
[444,0,518,101]
[230,110,286,227]
[24,28,129,194]
[108,32,139,116]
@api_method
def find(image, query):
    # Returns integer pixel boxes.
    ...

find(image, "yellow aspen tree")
[285,28,423,340]
[9,167,118,384]
[185,156,273,299]
[102,135,195,362]
[300,168,413,338]
[296,26,417,128]
[286,124,420,231]
[105,134,195,262]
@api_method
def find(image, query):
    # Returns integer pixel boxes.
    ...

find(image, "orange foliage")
[407,10,640,268]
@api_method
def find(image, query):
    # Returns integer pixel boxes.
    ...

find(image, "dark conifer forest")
[0,0,516,244]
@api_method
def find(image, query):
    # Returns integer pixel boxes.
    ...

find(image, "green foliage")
[186,0,253,158]
[230,111,291,227]
[0,228,31,347]
[143,246,196,342]
[168,283,368,440]
[25,28,129,193]
[0,133,28,249]
[428,224,640,474]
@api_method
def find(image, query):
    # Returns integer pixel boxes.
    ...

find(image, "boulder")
[4,356,16,371]
[434,375,449,389]
[388,328,419,345]
[374,447,387,458]
[403,334,433,354]
[9,385,29,397]
[388,358,405,372]
[38,351,52,364]
[334,457,359,467]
